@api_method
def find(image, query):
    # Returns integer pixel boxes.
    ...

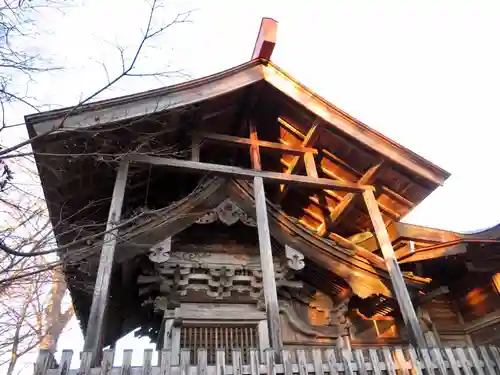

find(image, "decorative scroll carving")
[285,245,305,271]
[148,237,172,263]
[138,251,302,303]
[196,198,256,227]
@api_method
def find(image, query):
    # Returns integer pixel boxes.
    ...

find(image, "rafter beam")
[196,131,318,156]
[317,161,384,236]
[278,122,321,199]
[127,154,374,193]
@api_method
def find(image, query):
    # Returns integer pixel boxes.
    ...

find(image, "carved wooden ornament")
[148,237,172,263]
[196,198,256,227]
[285,244,305,270]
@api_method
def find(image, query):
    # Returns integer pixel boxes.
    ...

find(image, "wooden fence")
[34,345,500,375]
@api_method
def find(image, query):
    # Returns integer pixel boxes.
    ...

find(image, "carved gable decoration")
[195,198,256,227]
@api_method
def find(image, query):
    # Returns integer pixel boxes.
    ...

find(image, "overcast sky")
[6,0,500,371]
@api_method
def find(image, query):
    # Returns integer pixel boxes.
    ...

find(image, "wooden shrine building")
[26,18,500,374]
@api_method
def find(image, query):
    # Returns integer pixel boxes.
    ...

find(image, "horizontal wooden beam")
[196,132,317,156]
[126,154,374,193]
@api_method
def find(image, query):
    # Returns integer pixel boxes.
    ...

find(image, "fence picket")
[311,349,324,375]
[198,349,208,375]
[57,350,73,375]
[478,346,496,375]
[100,349,114,375]
[324,349,339,375]
[488,346,500,370]
[353,349,368,375]
[381,348,397,375]
[455,348,473,375]
[120,349,132,375]
[394,348,409,375]
[232,350,243,375]
[296,349,307,375]
[249,349,259,375]
[265,350,276,375]
[180,350,191,375]
[216,349,226,375]
[419,348,435,374]
[406,347,423,375]
[430,348,447,375]
[443,348,460,375]
[34,350,51,375]
[79,352,93,375]
[142,349,153,375]
[160,350,172,375]
[368,349,382,375]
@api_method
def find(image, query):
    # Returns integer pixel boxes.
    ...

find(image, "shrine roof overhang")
[25,58,450,246]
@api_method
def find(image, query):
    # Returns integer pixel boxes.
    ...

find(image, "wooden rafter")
[317,161,385,236]
[278,120,321,199]
[196,132,318,156]
[127,154,374,193]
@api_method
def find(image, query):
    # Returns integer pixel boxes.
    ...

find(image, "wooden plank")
[443,348,461,375]
[160,350,172,375]
[79,351,93,375]
[58,350,74,375]
[120,349,132,375]
[142,349,153,375]
[250,349,260,375]
[362,189,426,348]
[324,349,339,375]
[406,347,423,375]
[467,347,486,375]
[281,349,293,375]
[341,348,355,375]
[488,346,500,370]
[419,348,436,375]
[368,349,382,375]
[178,304,266,321]
[254,175,283,351]
[381,347,397,375]
[279,124,320,198]
[318,162,383,235]
[216,349,226,375]
[265,349,276,375]
[198,132,318,156]
[34,350,51,375]
[232,350,243,375]
[128,154,373,193]
[191,135,200,162]
[296,349,308,375]
[478,346,496,375]
[100,349,115,375]
[353,349,369,375]
[430,348,448,375]
[394,348,410,375]
[180,350,191,375]
[303,152,319,178]
[455,348,474,375]
[83,161,129,360]
[312,348,324,375]
[198,349,208,375]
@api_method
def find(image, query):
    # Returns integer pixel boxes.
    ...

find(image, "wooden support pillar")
[83,161,129,361]
[249,122,283,353]
[362,190,427,348]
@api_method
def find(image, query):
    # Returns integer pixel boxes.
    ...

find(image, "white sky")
[6,0,500,372]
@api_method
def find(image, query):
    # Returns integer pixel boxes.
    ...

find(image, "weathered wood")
[324,349,339,375]
[488,345,500,370]
[341,348,355,375]
[479,346,496,375]
[249,349,260,375]
[142,349,153,375]
[443,348,461,375]
[58,350,73,375]
[251,18,277,60]
[191,135,201,162]
[216,349,226,375]
[296,349,307,375]
[368,349,382,375]
[34,349,51,375]
[419,348,436,375]
[382,347,397,375]
[318,162,383,235]
[394,348,409,375]
[467,347,486,375]
[232,350,243,375]
[100,349,115,375]
[128,154,373,193]
[180,350,190,375]
[265,349,276,375]
[160,350,172,375]
[83,161,129,360]
[198,349,208,375]
[430,348,448,375]
[353,349,368,375]
[254,176,283,352]
[406,347,423,375]
[281,349,293,375]
[197,132,318,156]
[363,189,427,348]
[79,351,93,375]
[120,349,133,375]
[177,303,266,321]
[311,348,324,375]
[455,347,474,375]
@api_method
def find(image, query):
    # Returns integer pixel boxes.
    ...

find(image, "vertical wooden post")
[249,122,283,353]
[362,190,427,348]
[83,161,129,361]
